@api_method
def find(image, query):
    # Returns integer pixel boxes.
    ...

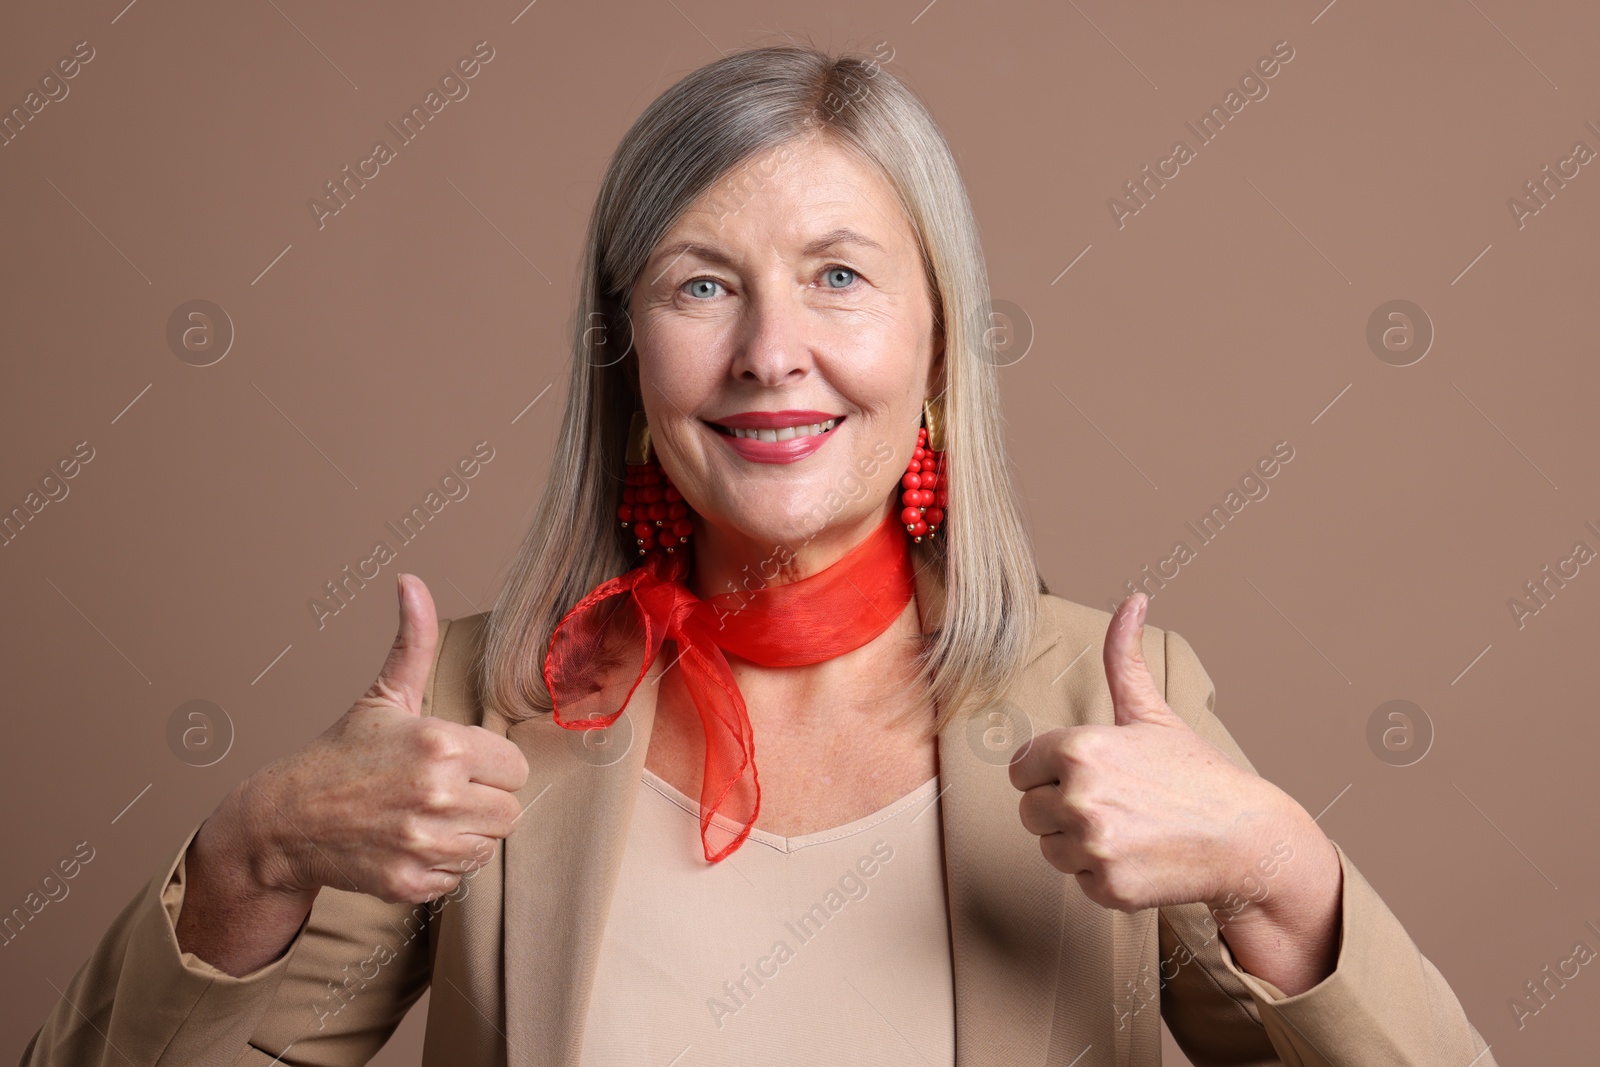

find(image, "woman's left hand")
[1009,593,1329,919]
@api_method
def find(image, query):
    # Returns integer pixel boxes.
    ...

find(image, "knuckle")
[395,813,433,853]
[416,782,455,815]
[414,719,463,761]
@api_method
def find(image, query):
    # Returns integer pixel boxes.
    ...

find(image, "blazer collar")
[494,562,1125,1067]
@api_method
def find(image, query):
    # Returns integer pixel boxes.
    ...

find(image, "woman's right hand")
[227,573,530,905]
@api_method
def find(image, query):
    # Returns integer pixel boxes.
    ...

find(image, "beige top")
[579,767,956,1065]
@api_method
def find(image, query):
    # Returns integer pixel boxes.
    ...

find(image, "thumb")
[1104,593,1175,727]
[369,573,440,716]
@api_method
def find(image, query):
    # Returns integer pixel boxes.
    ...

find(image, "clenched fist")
[240,574,530,904]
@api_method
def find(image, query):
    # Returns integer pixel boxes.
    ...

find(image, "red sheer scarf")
[542,511,916,862]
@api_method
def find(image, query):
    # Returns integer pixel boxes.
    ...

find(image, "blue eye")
[824,267,857,289]
[684,278,722,299]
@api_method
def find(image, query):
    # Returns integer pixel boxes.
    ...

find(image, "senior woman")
[24,45,1491,1067]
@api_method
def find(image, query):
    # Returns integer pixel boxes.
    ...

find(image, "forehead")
[666,136,915,253]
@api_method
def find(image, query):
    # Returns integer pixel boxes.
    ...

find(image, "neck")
[686,498,898,604]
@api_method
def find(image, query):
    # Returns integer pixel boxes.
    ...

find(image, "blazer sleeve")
[1154,628,1497,1067]
[19,617,459,1067]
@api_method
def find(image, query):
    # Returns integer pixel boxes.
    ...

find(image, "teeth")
[728,418,837,440]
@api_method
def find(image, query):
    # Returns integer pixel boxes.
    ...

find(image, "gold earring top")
[923,395,946,452]
[625,409,652,465]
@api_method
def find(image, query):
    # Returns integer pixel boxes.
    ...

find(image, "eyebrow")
[647,227,887,279]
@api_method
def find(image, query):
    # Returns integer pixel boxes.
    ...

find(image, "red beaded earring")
[616,410,695,556]
[900,396,947,543]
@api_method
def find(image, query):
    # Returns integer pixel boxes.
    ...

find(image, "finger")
[460,728,532,793]
[369,573,440,717]
[1103,593,1169,726]
[1009,726,1069,792]
[432,831,503,876]
[459,780,528,841]
[1017,782,1074,837]
[1040,833,1094,879]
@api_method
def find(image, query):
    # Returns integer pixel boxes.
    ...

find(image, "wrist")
[216,771,309,897]
[1204,779,1303,915]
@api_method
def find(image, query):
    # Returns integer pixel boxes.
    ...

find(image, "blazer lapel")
[496,564,1124,1067]
[925,568,1122,1067]
[500,652,665,1067]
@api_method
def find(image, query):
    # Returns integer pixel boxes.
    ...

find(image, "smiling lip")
[706,410,844,464]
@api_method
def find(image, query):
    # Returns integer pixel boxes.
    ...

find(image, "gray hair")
[479,43,1042,735]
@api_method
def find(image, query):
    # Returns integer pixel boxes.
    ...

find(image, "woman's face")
[629,135,942,561]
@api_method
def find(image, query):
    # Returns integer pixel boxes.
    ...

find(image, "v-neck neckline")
[639,766,941,854]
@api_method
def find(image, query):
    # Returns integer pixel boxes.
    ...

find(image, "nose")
[727,287,813,387]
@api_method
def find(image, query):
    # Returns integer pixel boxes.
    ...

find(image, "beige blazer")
[22,566,1495,1066]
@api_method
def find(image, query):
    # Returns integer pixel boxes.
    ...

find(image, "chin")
[712,489,883,553]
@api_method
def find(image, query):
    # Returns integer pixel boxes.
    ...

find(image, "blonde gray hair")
[479,43,1042,735]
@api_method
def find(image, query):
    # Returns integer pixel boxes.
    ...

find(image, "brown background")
[3,0,1596,1062]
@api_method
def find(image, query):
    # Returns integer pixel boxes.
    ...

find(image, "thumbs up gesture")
[238,574,530,904]
[1009,593,1295,913]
